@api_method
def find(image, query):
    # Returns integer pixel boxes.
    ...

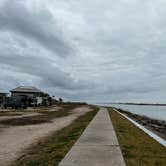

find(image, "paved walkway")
[59,108,126,166]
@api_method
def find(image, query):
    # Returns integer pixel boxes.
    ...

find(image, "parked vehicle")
[28,98,37,107]
[4,95,28,109]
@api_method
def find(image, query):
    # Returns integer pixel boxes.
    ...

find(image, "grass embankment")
[13,107,98,166]
[109,108,166,166]
[0,103,83,126]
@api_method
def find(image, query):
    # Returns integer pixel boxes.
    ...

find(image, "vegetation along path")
[59,107,125,166]
[109,107,166,166]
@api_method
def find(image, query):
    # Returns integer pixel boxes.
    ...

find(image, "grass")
[13,107,98,166]
[0,103,84,126]
[108,108,166,166]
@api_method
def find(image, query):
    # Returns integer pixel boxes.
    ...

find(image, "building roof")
[10,86,43,93]
[0,93,8,96]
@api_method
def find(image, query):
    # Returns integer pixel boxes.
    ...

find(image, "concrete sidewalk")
[59,108,126,166]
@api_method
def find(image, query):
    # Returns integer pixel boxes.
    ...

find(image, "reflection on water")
[102,104,166,121]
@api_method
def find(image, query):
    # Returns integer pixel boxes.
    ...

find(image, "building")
[0,93,8,104]
[10,86,44,105]
[0,93,8,97]
[10,86,44,97]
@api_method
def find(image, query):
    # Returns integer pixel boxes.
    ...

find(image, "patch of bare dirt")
[0,112,41,121]
[0,106,91,166]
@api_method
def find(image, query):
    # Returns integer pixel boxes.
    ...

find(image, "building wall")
[11,92,35,97]
[0,94,7,104]
[0,96,5,104]
[36,97,43,105]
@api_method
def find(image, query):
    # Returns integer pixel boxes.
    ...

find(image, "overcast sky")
[0,0,166,103]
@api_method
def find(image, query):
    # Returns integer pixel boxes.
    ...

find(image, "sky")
[0,0,166,103]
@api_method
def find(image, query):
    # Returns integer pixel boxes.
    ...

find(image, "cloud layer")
[0,0,166,103]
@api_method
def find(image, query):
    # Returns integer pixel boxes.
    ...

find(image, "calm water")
[100,104,166,121]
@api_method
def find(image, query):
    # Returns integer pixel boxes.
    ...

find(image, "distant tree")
[59,98,63,103]
[48,97,52,105]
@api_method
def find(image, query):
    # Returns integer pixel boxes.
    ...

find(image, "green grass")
[13,107,98,166]
[108,108,166,166]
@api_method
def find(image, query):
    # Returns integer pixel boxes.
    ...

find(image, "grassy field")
[109,108,166,166]
[0,103,82,126]
[13,107,98,166]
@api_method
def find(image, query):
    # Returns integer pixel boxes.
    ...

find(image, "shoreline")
[115,108,166,140]
[101,103,166,106]
[109,108,166,165]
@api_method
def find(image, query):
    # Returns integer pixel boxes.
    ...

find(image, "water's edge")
[96,103,166,121]
[115,107,166,140]
[113,108,166,147]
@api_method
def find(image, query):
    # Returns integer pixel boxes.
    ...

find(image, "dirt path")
[0,106,91,166]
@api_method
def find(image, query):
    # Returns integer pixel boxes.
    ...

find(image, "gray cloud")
[0,0,166,103]
[0,0,74,56]
[0,52,94,91]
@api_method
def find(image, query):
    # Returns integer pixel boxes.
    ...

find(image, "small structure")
[0,93,8,105]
